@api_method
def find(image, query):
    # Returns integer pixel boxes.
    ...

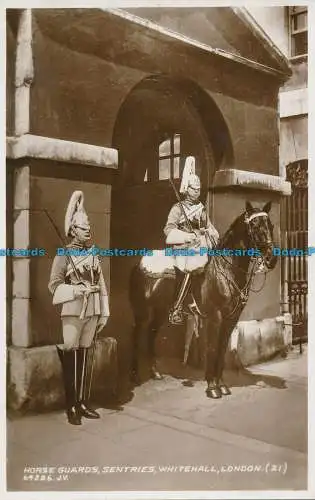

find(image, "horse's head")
[243,201,277,270]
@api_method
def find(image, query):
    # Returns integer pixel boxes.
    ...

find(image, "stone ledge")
[226,313,292,368]
[6,134,118,169]
[279,88,308,118]
[213,169,291,196]
[7,337,118,413]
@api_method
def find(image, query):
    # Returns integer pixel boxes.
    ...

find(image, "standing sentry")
[48,191,110,425]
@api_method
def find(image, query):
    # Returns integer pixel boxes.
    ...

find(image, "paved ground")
[7,345,308,493]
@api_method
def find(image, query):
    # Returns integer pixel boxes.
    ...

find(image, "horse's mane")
[216,207,265,249]
[216,212,245,249]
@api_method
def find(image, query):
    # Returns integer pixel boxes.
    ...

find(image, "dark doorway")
[109,76,228,384]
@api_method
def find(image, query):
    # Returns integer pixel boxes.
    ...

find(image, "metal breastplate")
[177,202,206,232]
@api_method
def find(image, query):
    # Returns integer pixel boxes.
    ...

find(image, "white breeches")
[61,316,99,349]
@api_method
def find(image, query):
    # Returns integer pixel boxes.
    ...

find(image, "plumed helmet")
[180,156,201,193]
[64,191,90,237]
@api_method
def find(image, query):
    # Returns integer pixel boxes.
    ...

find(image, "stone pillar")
[10,10,33,347]
[12,165,32,347]
[15,9,33,136]
[7,136,119,412]
[6,8,120,412]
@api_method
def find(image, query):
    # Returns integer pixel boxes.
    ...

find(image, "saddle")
[139,250,176,278]
[140,249,208,278]
[140,250,207,325]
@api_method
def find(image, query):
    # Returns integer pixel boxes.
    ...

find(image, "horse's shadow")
[221,367,287,390]
[157,357,287,390]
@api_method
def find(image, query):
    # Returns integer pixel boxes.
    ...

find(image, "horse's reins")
[214,257,257,318]
[244,211,274,292]
[207,211,272,318]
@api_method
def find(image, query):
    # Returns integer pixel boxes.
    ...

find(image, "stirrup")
[169,308,185,325]
[187,298,207,319]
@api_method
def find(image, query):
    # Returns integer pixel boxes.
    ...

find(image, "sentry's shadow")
[92,375,135,412]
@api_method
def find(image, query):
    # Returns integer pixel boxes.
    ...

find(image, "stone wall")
[29,10,280,177]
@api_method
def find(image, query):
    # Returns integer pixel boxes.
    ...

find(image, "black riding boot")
[169,270,191,325]
[76,347,100,419]
[56,346,81,426]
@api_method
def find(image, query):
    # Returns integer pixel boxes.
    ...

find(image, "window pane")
[292,32,308,56]
[173,156,180,179]
[292,12,307,31]
[291,6,307,15]
[159,158,171,180]
[174,134,180,154]
[159,139,171,157]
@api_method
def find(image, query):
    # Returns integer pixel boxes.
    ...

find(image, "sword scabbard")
[79,293,88,320]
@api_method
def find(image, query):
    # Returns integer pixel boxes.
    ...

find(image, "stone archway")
[109,75,233,381]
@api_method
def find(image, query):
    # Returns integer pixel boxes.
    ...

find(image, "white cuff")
[166,228,190,245]
[53,284,75,305]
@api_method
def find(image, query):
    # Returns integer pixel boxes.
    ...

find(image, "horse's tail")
[128,260,148,319]
[128,262,139,306]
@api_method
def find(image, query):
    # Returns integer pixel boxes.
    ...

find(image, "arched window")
[142,133,197,183]
[158,133,181,181]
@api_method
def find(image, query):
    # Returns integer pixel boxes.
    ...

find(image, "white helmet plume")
[64,191,89,237]
[180,156,200,193]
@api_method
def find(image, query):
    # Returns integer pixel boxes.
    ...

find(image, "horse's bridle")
[213,211,273,318]
[244,211,273,250]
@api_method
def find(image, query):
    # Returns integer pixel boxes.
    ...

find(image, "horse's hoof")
[206,387,222,399]
[151,370,163,380]
[183,379,194,387]
[219,384,231,396]
[130,372,141,386]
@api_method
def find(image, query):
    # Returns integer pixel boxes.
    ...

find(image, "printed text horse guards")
[129,201,277,398]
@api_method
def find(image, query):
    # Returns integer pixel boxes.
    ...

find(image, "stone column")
[15,9,33,136]
[6,8,120,412]
[7,135,119,412]
[12,165,32,347]
[10,10,33,347]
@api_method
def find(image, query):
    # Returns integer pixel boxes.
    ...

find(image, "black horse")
[129,201,277,398]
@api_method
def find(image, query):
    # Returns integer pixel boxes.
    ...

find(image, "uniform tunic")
[164,200,215,273]
[48,244,109,348]
[48,244,109,318]
[164,200,209,237]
